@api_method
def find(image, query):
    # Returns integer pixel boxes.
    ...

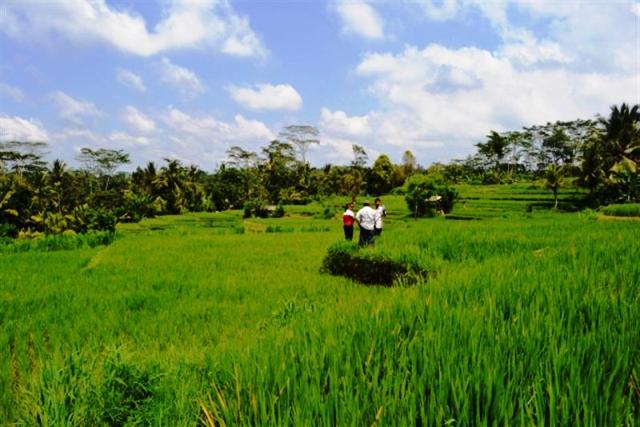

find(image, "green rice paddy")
[1,185,638,425]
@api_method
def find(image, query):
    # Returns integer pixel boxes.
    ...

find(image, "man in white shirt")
[355,200,376,246]
[374,197,387,236]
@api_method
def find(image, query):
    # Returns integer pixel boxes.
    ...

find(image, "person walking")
[355,200,376,246]
[343,202,355,241]
[374,197,387,236]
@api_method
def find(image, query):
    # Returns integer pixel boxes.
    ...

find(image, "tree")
[225,146,258,169]
[577,104,639,203]
[76,148,130,190]
[402,150,417,177]
[544,164,564,209]
[0,141,49,176]
[351,144,368,169]
[476,131,509,172]
[405,174,458,218]
[278,125,319,166]
[261,140,297,203]
[368,154,395,195]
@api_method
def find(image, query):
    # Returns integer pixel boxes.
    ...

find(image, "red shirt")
[343,209,355,226]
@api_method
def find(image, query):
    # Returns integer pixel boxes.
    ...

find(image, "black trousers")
[359,228,375,246]
[344,225,353,241]
[374,227,382,236]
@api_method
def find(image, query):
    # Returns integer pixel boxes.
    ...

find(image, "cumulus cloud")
[0,114,49,141]
[335,1,384,39]
[116,69,146,92]
[335,41,638,164]
[0,0,267,58]
[161,106,273,167]
[158,57,204,97]
[122,106,156,134]
[164,106,273,142]
[319,108,371,137]
[415,1,636,73]
[316,1,639,164]
[49,91,102,124]
[228,84,302,111]
[0,82,25,102]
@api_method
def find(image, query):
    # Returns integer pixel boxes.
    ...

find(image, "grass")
[1,184,638,425]
[600,203,640,217]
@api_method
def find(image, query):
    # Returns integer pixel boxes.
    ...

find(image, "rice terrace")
[1,0,639,425]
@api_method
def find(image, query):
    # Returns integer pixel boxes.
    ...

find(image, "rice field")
[1,185,638,425]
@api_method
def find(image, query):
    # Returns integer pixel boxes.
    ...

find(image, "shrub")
[0,222,17,238]
[320,242,429,286]
[599,203,640,217]
[272,204,285,218]
[405,174,458,218]
[243,200,269,218]
[314,206,334,220]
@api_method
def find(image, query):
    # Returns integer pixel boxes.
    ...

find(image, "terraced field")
[1,185,638,425]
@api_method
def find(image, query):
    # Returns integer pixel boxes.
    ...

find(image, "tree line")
[0,104,637,237]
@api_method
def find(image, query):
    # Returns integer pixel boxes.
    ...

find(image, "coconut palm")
[544,164,564,209]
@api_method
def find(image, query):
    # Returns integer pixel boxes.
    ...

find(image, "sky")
[0,0,638,170]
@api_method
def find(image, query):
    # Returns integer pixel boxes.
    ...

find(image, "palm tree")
[544,164,564,209]
[600,103,640,163]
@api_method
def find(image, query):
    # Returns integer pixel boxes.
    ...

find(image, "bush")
[0,222,17,238]
[272,204,285,218]
[314,206,334,220]
[320,242,429,286]
[599,203,640,217]
[243,200,269,218]
[405,174,458,218]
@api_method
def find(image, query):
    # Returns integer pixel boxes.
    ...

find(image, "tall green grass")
[600,203,640,217]
[1,194,638,424]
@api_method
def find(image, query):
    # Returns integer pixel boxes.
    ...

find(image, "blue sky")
[0,0,638,170]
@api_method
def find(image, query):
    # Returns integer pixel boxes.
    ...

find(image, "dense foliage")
[1,103,638,236]
[404,174,458,217]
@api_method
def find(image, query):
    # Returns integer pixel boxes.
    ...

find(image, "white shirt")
[355,206,377,230]
[375,205,386,229]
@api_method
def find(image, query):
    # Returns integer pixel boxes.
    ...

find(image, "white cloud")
[0,0,267,58]
[414,1,636,74]
[320,108,371,137]
[109,131,151,146]
[343,41,638,164]
[122,106,156,134]
[161,106,273,167]
[116,69,146,92]
[0,82,25,102]
[49,91,102,124]
[335,1,384,39]
[158,57,204,97]
[54,128,105,144]
[164,106,273,142]
[417,0,459,21]
[228,84,302,111]
[0,114,49,141]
